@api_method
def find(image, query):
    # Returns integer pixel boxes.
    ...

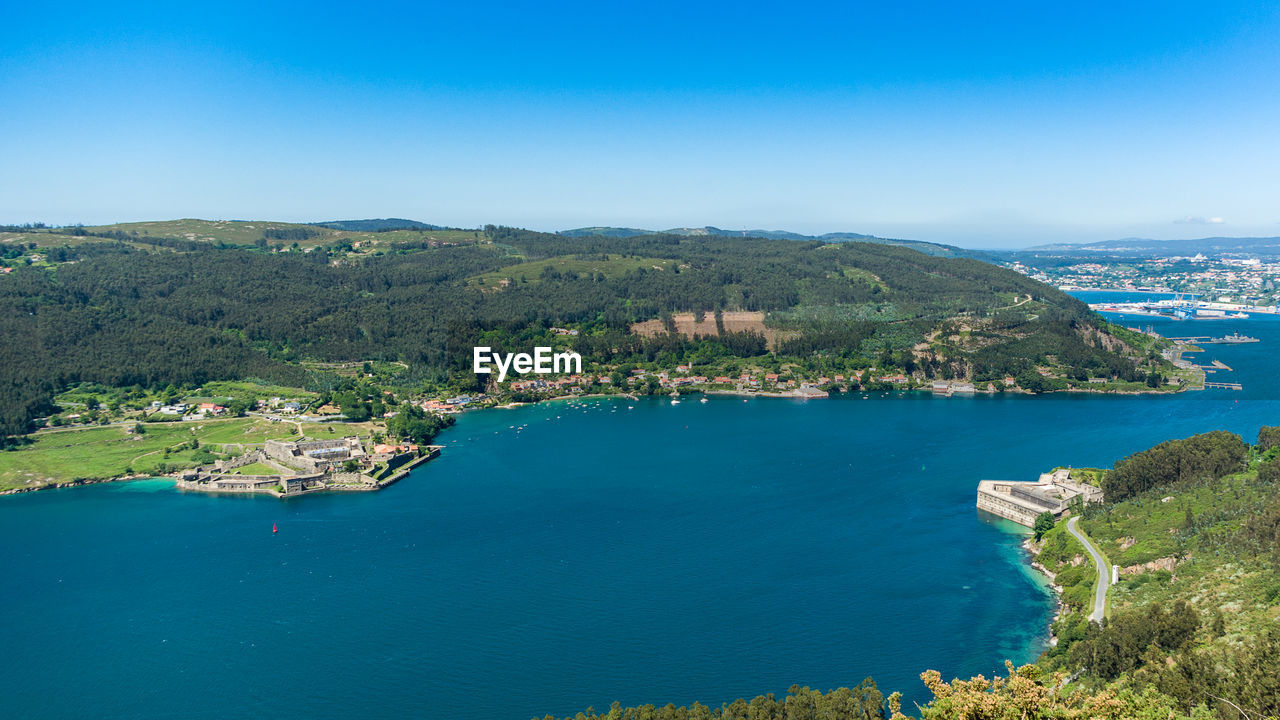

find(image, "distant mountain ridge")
[302,220,978,258]
[1026,235,1280,256]
[558,224,880,241]
[556,226,655,238]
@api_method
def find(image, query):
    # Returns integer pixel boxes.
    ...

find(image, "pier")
[1204,382,1243,390]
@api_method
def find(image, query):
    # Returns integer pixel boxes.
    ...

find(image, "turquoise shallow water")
[3,295,1278,719]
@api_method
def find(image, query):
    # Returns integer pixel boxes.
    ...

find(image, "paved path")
[1067,516,1109,623]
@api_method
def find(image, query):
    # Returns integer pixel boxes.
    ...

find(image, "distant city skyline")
[3,1,1279,248]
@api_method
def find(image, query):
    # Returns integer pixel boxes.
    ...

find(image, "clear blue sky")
[3,1,1279,247]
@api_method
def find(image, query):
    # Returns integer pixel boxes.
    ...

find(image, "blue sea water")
[3,295,1279,719]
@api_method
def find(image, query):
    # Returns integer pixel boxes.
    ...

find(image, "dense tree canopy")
[1102,431,1248,501]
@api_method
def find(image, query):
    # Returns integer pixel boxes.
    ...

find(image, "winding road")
[1067,516,1110,623]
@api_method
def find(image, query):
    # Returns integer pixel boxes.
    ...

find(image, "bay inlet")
[2,300,1278,719]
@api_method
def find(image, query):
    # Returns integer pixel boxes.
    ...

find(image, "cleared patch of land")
[673,311,719,336]
[838,266,886,289]
[631,310,788,348]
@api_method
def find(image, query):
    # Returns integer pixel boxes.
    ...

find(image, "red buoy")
[272,523,278,534]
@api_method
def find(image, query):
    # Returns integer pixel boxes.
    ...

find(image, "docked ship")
[1090,294,1250,320]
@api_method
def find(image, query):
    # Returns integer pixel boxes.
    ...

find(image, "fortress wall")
[217,451,267,471]
[326,472,369,484]
[976,489,1040,527]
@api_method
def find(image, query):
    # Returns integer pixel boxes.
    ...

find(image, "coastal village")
[1009,254,1280,310]
[30,332,1209,438]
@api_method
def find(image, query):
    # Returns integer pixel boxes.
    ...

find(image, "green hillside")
[557,225,977,257]
[1,219,488,257]
[1026,429,1280,719]
[1,223,1175,444]
[468,253,678,288]
[90,219,339,245]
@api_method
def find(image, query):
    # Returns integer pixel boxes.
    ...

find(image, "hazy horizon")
[8,215,1280,252]
[4,1,1279,248]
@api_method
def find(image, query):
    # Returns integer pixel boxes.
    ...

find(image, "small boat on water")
[700,397,709,403]
[670,399,680,405]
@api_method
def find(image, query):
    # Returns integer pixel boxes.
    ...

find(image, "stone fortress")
[264,437,367,473]
[176,436,439,497]
[976,468,1104,527]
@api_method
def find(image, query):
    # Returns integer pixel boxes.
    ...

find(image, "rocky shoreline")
[1023,535,1066,647]
[0,472,155,495]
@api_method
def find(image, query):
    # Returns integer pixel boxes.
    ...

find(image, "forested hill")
[0,224,1166,440]
[315,218,443,232]
[557,225,977,258]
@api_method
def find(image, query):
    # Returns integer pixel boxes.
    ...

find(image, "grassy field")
[295,419,382,437]
[229,462,279,475]
[838,265,887,289]
[200,380,317,402]
[469,254,676,289]
[0,418,305,491]
[87,219,342,247]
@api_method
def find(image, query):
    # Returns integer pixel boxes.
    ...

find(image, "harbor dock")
[1168,332,1259,344]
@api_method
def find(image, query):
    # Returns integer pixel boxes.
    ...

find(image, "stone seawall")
[976,486,1039,527]
[378,447,441,488]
